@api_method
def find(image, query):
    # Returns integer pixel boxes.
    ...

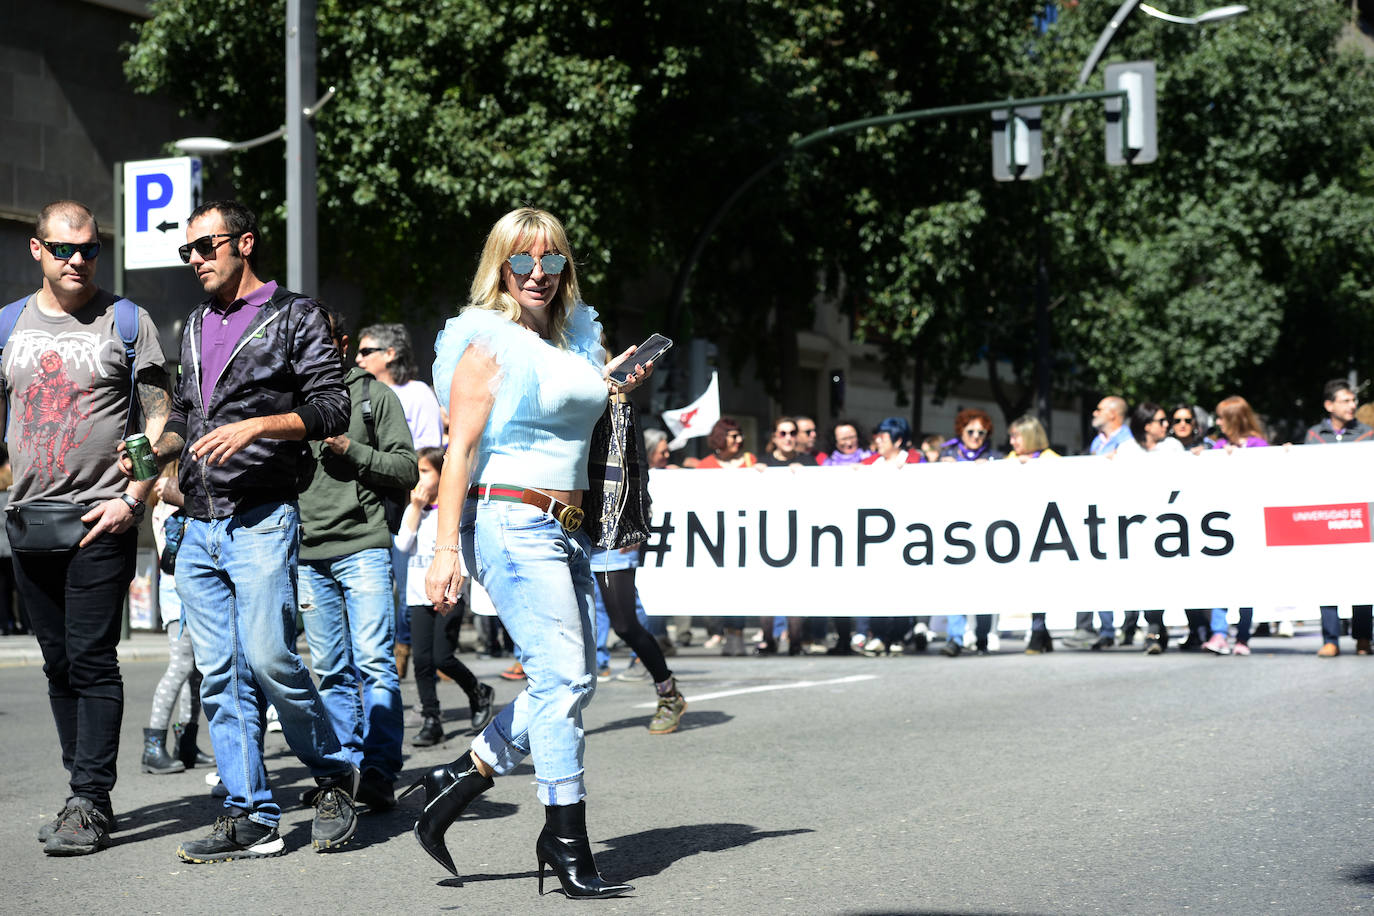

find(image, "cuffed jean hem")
[537,773,587,807]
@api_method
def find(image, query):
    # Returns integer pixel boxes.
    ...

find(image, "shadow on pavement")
[1342,864,1374,884]
[599,822,813,880]
[436,822,812,890]
[585,709,732,737]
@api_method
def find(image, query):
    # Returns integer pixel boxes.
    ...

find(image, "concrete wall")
[0,0,205,357]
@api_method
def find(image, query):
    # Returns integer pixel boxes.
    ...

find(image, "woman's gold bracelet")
[434,544,461,553]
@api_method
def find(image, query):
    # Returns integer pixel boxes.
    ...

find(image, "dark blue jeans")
[1320,605,1372,645]
[14,528,137,814]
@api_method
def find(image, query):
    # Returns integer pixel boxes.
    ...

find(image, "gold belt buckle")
[556,504,584,533]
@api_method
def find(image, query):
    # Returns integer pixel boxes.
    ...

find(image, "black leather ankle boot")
[536,801,633,898]
[410,755,493,876]
[141,728,185,775]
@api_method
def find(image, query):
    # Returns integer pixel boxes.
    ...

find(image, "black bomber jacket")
[166,285,349,520]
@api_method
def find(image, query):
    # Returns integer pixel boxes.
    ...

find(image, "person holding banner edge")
[1303,379,1373,657]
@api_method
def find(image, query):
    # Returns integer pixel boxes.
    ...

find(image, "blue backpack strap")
[112,297,140,439]
[0,296,31,442]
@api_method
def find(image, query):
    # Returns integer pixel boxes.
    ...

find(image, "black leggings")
[595,569,672,683]
[411,603,480,719]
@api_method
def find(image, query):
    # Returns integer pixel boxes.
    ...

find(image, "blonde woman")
[1008,416,1060,653]
[410,208,651,898]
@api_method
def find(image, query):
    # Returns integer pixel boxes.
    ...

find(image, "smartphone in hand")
[609,333,673,384]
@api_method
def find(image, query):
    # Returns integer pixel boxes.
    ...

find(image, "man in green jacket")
[298,304,418,811]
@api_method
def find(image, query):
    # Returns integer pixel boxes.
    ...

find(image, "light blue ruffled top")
[432,301,608,490]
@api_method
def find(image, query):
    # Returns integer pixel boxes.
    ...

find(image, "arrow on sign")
[156,220,180,233]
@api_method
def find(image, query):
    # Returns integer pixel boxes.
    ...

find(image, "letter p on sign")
[122,156,203,270]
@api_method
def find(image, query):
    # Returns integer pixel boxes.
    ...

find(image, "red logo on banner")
[1264,503,1374,546]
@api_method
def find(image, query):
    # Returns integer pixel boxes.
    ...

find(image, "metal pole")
[286,0,317,295]
[112,161,124,296]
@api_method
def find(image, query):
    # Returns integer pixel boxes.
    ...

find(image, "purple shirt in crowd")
[199,281,277,408]
[825,448,872,465]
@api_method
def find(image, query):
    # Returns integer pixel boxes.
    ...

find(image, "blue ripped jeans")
[463,497,597,806]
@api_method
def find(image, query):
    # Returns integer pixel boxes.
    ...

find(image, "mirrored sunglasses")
[40,239,101,260]
[507,252,567,276]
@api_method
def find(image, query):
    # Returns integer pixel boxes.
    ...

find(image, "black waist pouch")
[6,500,91,552]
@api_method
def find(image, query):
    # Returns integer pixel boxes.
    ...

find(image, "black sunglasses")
[507,252,567,276]
[357,347,386,357]
[1171,416,1195,425]
[39,239,101,261]
[178,233,243,264]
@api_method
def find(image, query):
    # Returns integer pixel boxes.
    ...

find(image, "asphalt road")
[2,629,1371,915]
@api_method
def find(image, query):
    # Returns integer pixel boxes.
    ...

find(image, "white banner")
[634,445,1374,624]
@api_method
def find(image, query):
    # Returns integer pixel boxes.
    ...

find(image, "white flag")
[662,371,720,451]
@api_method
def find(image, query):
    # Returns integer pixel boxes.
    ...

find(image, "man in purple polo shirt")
[153,199,358,863]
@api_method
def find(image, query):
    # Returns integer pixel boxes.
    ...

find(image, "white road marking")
[632,673,877,708]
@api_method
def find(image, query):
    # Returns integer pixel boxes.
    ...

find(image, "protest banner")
[635,444,1374,625]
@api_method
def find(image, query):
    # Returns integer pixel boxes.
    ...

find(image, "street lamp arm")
[172,85,338,155]
[1077,0,1145,88]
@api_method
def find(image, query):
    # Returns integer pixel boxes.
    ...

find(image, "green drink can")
[124,433,158,481]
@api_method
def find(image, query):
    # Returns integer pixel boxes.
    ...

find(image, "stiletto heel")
[412,755,494,877]
[534,802,633,898]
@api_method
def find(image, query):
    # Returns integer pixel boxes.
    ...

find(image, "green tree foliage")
[124,1,1374,426]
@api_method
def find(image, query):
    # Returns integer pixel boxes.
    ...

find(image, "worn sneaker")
[36,806,66,844]
[615,659,651,681]
[1203,633,1232,655]
[312,784,358,850]
[178,813,284,863]
[649,690,687,736]
[43,797,111,856]
[1232,642,1252,656]
[265,704,282,734]
[596,666,613,682]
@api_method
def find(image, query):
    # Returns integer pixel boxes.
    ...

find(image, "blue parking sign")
[122,157,203,270]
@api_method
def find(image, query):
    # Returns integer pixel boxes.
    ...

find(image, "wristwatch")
[120,493,146,519]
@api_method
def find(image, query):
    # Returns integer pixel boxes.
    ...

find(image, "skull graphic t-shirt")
[3,290,166,508]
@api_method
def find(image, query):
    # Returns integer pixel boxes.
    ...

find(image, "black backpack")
[359,376,408,534]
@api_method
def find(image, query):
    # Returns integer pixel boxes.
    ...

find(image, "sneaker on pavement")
[1277,620,1295,638]
[265,704,282,734]
[178,813,284,863]
[1061,628,1097,649]
[312,783,358,851]
[43,797,111,856]
[1358,638,1372,656]
[702,634,723,650]
[1203,633,1231,655]
[850,633,867,652]
[941,641,962,658]
[986,633,1001,653]
[1090,635,1114,650]
[862,637,887,657]
[615,659,651,681]
[597,666,612,681]
[1317,642,1340,657]
[649,689,687,736]
[36,804,67,843]
[1232,642,1252,656]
